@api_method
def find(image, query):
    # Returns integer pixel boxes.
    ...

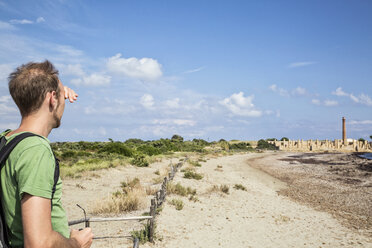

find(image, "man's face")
[53,81,65,128]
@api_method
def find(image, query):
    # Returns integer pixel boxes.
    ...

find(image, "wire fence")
[68,157,188,247]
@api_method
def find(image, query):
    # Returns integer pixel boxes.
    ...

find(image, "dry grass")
[145,185,158,195]
[92,177,146,214]
[206,184,230,195]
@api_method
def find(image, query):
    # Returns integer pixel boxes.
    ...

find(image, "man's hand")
[70,228,94,248]
[64,86,78,103]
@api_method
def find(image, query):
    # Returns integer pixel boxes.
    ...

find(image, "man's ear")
[48,91,58,111]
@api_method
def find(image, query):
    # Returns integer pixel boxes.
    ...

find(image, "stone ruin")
[268,117,372,152]
[268,139,372,152]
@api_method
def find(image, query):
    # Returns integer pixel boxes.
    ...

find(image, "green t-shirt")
[0,130,69,247]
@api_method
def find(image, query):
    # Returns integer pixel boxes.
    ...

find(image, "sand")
[62,152,372,248]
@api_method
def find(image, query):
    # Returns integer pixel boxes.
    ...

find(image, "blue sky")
[0,0,371,142]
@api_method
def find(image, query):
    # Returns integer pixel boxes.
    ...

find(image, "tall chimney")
[342,117,346,144]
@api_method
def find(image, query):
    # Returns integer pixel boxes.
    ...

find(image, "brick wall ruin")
[268,139,372,152]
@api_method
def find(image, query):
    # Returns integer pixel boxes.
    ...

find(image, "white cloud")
[0,20,15,30]
[10,19,33,24]
[71,73,111,86]
[292,87,306,95]
[324,100,338,107]
[0,122,18,130]
[59,64,85,77]
[332,87,348,97]
[359,94,372,106]
[56,45,83,57]
[0,64,14,81]
[311,99,338,107]
[183,66,204,74]
[349,94,359,103]
[107,53,162,81]
[332,87,372,106]
[140,94,154,109]
[219,92,262,117]
[311,99,321,105]
[349,120,372,125]
[0,96,11,103]
[268,84,289,97]
[288,61,316,68]
[165,98,180,109]
[153,119,196,126]
[0,103,17,115]
[36,17,45,23]
[269,84,277,91]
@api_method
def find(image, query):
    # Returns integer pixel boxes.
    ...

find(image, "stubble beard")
[53,100,62,129]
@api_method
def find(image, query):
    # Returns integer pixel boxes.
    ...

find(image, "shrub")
[229,142,253,151]
[167,182,196,197]
[171,134,184,142]
[256,139,278,150]
[219,140,230,151]
[131,223,151,244]
[121,177,140,194]
[99,142,133,156]
[280,137,289,141]
[61,150,76,159]
[183,171,203,180]
[137,145,161,156]
[234,184,247,191]
[93,187,146,214]
[358,138,365,142]
[169,198,184,210]
[131,154,149,167]
[189,160,202,167]
[220,185,229,194]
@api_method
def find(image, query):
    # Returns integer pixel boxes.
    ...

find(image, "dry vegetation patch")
[92,177,147,214]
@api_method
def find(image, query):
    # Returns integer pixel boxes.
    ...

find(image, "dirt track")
[62,152,372,248]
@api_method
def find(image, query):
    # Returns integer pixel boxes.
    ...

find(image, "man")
[0,61,93,247]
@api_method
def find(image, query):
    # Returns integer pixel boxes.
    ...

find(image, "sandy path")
[142,153,371,248]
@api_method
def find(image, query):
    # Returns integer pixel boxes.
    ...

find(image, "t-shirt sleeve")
[15,144,55,200]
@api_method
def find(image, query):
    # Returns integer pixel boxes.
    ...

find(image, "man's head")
[8,60,65,127]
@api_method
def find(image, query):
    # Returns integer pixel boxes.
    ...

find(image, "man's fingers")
[63,86,78,103]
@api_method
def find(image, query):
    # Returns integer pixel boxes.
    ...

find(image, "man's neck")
[9,114,53,138]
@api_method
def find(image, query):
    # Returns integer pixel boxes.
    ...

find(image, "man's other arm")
[21,194,93,248]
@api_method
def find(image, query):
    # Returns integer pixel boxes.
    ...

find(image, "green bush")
[256,139,278,150]
[229,142,253,151]
[167,182,196,197]
[131,223,152,244]
[171,134,184,142]
[169,198,184,210]
[137,145,161,156]
[234,184,247,191]
[131,154,149,167]
[61,150,76,159]
[184,171,203,180]
[99,142,133,156]
[189,160,202,167]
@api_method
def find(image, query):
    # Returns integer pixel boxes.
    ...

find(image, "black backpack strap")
[0,133,39,165]
[51,154,60,210]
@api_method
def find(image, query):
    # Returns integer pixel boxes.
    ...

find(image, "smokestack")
[342,117,346,144]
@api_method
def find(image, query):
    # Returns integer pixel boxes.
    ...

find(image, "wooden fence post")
[149,199,156,242]
[133,237,139,248]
